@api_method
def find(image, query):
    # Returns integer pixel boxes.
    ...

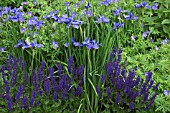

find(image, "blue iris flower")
[142,30,150,38]
[64,42,69,47]
[84,9,92,17]
[124,12,138,20]
[22,43,30,49]
[94,17,101,24]
[141,1,148,7]
[65,2,70,7]
[152,3,158,10]
[22,39,43,49]
[52,41,58,49]
[100,0,118,6]
[82,38,90,44]
[20,28,25,34]
[164,90,169,97]
[27,12,32,16]
[135,4,142,8]
[130,36,136,40]
[84,2,91,9]
[145,5,151,9]
[72,37,80,46]
[21,2,28,5]
[0,47,5,52]
[113,7,122,16]
[135,1,151,9]
[86,39,99,50]
[14,40,23,48]
[70,37,101,50]
[95,15,109,24]
[80,0,84,4]
[101,15,109,23]
[82,38,101,50]
[161,38,168,45]
[112,22,124,30]
[74,2,79,8]
[31,39,43,48]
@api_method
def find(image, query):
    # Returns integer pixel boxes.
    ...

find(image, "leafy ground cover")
[0,0,170,112]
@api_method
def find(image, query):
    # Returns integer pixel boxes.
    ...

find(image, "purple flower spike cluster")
[14,39,43,49]
[96,48,160,111]
[0,55,84,111]
[71,37,102,50]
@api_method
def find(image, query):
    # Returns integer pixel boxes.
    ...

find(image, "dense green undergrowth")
[0,0,170,112]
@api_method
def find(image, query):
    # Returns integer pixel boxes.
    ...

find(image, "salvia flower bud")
[43,78,51,95]
[145,100,154,110]
[130,102,134,111]
[100,74,105,83]
[30,91,36,108]
[106,87,111,98]
[61,90,67,100]
[56,62,62,76]
[143,92,149,104]
[10,70,17,87]
[147,80,154,90]
[35,101,40,106]
[153,82,160,90]
[149,93,157,101]
[80,76,84,85]
[145,71,152,83]
[20,96,28,109]
[15,85,24,102]
[95,85,100,94]
[23,73,28,86]
[74,86,82,96]
[115,92,121,105]
[135,76,140,86]
[140,83,147,95]
[68,56,74,73]
[7,101,13,112]
[54,91,58,102]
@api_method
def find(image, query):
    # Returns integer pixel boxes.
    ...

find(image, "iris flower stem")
[84,66,94,113]
[68,29,71,56]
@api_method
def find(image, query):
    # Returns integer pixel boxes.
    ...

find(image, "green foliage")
[123,43,170,113]
[0,0,25,7]
[146,0,170,38]
[155,94,170,113]
[0,0,170,112]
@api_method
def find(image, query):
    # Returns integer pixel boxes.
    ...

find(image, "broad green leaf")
[161,19,170,24]
[163,25,169,33]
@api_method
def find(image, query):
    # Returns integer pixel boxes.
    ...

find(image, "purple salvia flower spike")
[100,74,105,83]
[30,91,36,108]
